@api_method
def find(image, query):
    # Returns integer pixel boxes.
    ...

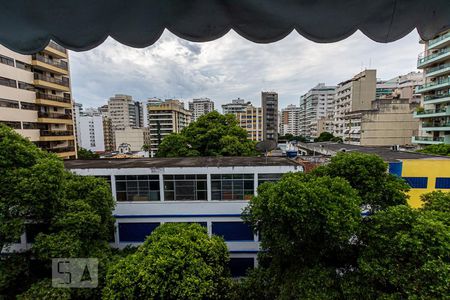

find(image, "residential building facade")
[147,99,191,152]
[299,83,336,137]
[413,29,450,145]
[261,92,278,142]
[108,94,143,130]
[280,104,301,136]
[188,98,214,121]
[222,98,251,115]
[235,104,263,141]
[333,69,377,141]
[0,43,76,158]
[78,114,105,152]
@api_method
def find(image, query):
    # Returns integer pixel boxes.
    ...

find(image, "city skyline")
[70,29,423,109]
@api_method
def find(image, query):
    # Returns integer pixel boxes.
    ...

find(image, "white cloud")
[69,29,423,110]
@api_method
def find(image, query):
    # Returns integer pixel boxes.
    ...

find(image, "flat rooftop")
[64,156,301,169]
[298,142,450,162]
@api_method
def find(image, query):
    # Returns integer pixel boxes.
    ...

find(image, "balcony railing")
[32,54,68,70]
[36,92,71,103]
[34,74,69,87]
[47,146,75,153]
[413,136,444,142]
[424,92,450,102]
[416,108,447,115]
[426,63,450,74]
[422,122,450,128]
[38,112,72,119]
[418,48,449,65]
[47,41,67,54]
[429,32,450,46]
[417,77,450,91]
[40,130,73,136]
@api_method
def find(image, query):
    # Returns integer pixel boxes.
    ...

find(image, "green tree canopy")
[77,147,100,159]
[313,152,410,211]
[156,111,257,157]
[0,124,115,298]
[103,223,232,300]
[417,144,450,156]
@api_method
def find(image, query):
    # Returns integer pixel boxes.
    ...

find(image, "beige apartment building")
[235,104,263,141]
[147,99,191,152]
[413,29,450,145]
[334,69,377,141]
[107,94,143,130]
[343,98,419,146]
[0,42,76,158]
[115,127,150,152]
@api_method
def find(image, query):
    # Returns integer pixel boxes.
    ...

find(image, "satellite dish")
[256,140,277,157]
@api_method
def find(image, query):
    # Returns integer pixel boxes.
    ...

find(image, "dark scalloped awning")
[1,0,449,54]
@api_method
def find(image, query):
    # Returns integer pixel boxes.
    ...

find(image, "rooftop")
[298,142,450,162]
[64,156,301,169]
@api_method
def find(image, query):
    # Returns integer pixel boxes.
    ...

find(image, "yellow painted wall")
[401,159,450,208]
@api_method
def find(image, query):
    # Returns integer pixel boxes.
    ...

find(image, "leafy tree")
[103,223,232,300]
[156,111,257,157]
[313,152,410,211]
[16,279,71,300]
[77,147,100,159]
[0,124,115,298]
[314,131,334,142]
[417,144,450,156]
[356,205,450,299]
[420,190,450,213]
[155,133,200,157]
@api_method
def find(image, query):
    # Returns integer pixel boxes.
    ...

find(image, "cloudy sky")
[70,29,423,110]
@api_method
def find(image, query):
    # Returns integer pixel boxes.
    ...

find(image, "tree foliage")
[313,152,410,211]
[0,124,115,298]
[103,223,232,300]
[77,147,100,159]
[417,144,450,156]
[156,111,257,157]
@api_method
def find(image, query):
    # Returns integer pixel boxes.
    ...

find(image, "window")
[403,177,428,189]
[212,222,254,241]
[0,98,19,109]
[0,76,16,88]
[22,122,41,129]
[258,173,283,186]
[211,174,254,201]
[435,177,450,189]
[163,174,207,201]
[16,60,32,71]
[20,102,38,111]
[18,81,35,91]
[0,121,21,129]
[118,222,159,242]
[115,175,160,201]
[229,258,255,277]
[0,54,14,67]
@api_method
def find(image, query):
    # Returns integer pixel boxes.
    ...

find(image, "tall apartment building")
[299,83,336,137]
[280,104,301,136]
[222,98,251,114]
[78,114,105,152]
[333,69,377,141]
[0,43,76,158]
[107,94,143,130]
[73,102,82,147]
[188,98,214,121]
[103,116,114,152]
[376,72,423,102]
[343,98,419,146]
[235,104,263,141]
[147,99,191,152]
[412,29,450,145]
[261,92,278,142]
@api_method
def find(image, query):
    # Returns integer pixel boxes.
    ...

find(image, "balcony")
[428,31,450,50]
[416,77,450,93]
[35,92,72,108]
[32,54,68,75]
[47,146,76,158]
[414,107,450,118]
[411,136,444,145]
[424,92,450,105]
[421,122,450,131]
[40,130,74,141]
[33,74,70,92]
[43,41,68,59]
[37,111,73,125]
[426,63,450,78]
[417,48,450,68]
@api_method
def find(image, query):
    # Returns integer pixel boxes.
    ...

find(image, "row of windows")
[0,76,35,91]
[403,177,450,189]
[102,174,283,202]
[118,221,254,243]
[0,54,32,71]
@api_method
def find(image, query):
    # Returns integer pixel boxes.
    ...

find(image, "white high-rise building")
[188,98,214,121]
[78,115,105,152]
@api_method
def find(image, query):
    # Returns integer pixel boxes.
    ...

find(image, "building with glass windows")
[64,156,303,276]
